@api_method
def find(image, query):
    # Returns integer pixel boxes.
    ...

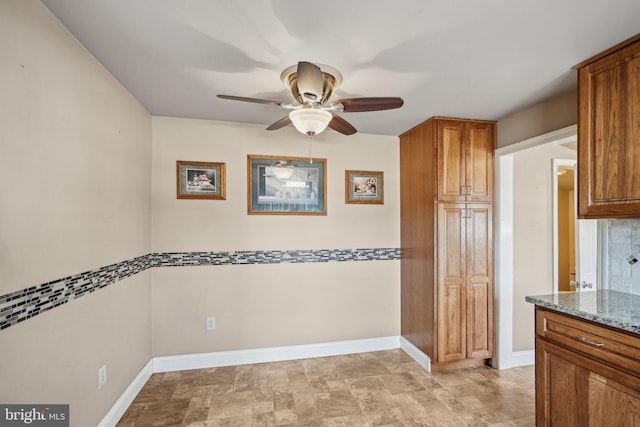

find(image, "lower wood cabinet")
[437,203,493,363]
[535,307,640,426]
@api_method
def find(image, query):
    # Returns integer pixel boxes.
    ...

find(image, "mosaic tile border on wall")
[0,255,151,331]
[150,248,400,267]
[0,248,400,330]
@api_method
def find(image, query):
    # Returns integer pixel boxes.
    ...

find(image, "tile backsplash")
[606,219,640,295]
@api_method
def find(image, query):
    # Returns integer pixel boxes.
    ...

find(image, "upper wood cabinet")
[437,119,495,202]
[575,34,640,218]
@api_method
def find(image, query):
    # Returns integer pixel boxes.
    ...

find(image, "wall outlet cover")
[98,364,107,390]
[206,317,216,331]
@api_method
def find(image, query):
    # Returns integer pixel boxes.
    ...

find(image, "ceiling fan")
[218,61,403,137]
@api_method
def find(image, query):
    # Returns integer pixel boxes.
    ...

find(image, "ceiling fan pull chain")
[308,140,313,163]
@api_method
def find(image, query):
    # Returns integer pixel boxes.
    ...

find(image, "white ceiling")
[42,0,640,136]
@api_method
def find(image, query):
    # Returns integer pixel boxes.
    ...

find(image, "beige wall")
[0,1,152,426]
[512,143,576,352]
[152,262,400,355]
[151,117,401,355]
[497,89,577,148]
[151,117,400,251]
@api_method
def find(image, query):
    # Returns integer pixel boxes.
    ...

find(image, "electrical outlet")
[98,364,107,390]
[206,317,216,331]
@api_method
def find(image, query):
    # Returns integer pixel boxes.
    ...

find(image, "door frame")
[493,125,578,369]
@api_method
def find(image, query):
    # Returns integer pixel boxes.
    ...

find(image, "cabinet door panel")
[536,336,640,427]
[578,39,640,217]
[537,339,588,427]
[437,204,466,362]
[547,350,582,426]
[466,122,494,202]
[440,283,466,361]
[588,373,640,426]
[466,205,493,358]
[468,282,491,358]
[437,121,466,201]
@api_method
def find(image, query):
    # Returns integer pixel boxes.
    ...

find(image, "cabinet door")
[437,120,466,201]
[536,338,640,427]
[465,122,494,202]
[577,39,640,217]
[465,204,493,358]
[536,339,585,426]
[437,120,495,202]
[437,204,466,362]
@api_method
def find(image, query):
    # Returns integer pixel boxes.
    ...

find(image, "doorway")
[552,159,599,293]
[493,125,603,370]
[553,160,576,292]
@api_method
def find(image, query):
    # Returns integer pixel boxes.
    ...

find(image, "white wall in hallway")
[511,143,576,352]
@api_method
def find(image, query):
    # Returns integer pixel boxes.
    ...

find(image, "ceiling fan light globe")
[289,109,332,137]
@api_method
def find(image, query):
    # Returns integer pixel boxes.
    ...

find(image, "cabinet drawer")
[536,308,640,376]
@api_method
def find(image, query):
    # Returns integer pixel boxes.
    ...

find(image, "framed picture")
[345,170,384,204]
[247,154,327,215]
[176,160,226,200]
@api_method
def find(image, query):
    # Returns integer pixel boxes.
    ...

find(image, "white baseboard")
[399,336,431,373]
[511,350,535,367]
[153,335,401,373]
[97,359,153,427]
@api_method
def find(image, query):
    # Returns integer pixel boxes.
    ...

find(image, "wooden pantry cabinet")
[400,117,495,370]
[574,33,640,218]
[535,308,640,426]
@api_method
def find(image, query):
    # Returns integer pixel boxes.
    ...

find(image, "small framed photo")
[248,154,327,215]
[177,161,226,200]
[345,170,384,204]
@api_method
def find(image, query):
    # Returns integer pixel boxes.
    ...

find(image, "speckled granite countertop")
[526,290,640,335]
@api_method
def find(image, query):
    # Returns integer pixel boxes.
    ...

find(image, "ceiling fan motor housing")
[281,63,342,105]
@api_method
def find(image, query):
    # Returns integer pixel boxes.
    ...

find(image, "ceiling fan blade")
[333,97,404,112]
[328,114,357,135]
[296,62,324,103]
[217,94,283,107]
[266,116,292,131]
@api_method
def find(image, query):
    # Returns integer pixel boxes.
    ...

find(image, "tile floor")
[117,350,535,427]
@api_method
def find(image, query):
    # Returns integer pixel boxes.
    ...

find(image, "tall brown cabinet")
[400,117,495,370]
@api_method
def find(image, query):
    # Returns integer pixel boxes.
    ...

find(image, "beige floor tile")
[116,350,535,427]
[208,391,253,419]
[292,392,321,421]
[275,409,299,425]
[253,398,275,414]
[315,390,362,418]
[253,411,276,427]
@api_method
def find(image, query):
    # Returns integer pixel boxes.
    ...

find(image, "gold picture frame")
[176,160,226,200]
[345,170,384,204]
